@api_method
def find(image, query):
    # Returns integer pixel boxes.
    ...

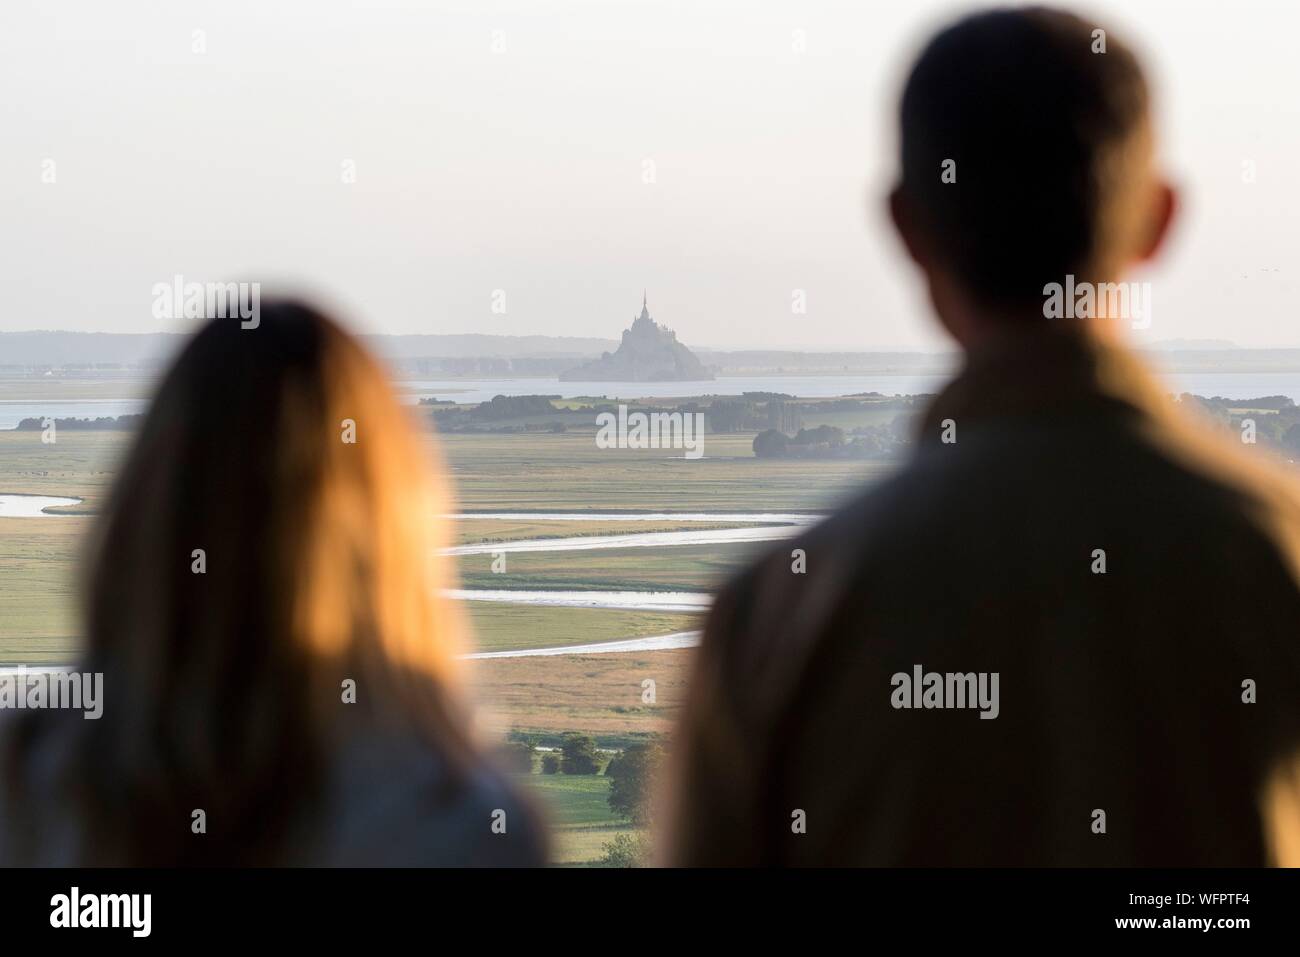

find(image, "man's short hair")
[899,7,1150,309]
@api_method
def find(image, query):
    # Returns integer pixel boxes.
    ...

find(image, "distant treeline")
[470,394,564,420]
[18,396,1299,465]
[745,392,925,460]
[1183,394,1300,456]
[13,415,144,431]
[750,394,1300,461]
[1188,394,1294,410]
[425,391,929,445]
[753,422,913,460]
[429,394,571,433]
[708,392,927,434]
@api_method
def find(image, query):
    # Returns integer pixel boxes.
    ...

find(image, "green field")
[0,429,123,658]
[458,542,756,593]
[0,422,889,660]
[0,428,121,511]
[440,431,886,512]
[516,772,645,866]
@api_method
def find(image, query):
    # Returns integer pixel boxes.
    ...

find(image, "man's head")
[889,7,1175,347]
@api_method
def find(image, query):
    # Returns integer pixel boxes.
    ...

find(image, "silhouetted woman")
[0,301,545,865]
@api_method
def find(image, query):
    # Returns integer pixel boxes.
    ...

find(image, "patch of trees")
[597,739,664,867]
[706,396,802,433]
[1185,394,1300,458]
[469,394,560,421]
[559,733,600,775]
[598,832,652,868]
[752,428,788,458]
[433,394,573,432]
[605,741,664,825]
[753,419,912,460]
[1185,394,1294,412]
[14,415,144,431]
[711,394,927,436]
[792,424,843,446]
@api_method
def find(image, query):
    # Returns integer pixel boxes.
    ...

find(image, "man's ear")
[888,186,929,267]
[1136,179,1177,262]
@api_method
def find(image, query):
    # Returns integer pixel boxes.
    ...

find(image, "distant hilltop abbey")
[559,293,713,382]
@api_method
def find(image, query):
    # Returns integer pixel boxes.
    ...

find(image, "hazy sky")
[2,0,1297,350]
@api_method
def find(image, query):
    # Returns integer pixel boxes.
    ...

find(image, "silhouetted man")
[667,7,1300,865]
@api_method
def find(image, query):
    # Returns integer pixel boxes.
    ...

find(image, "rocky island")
[560,294,713,382]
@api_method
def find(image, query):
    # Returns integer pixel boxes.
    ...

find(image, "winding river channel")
[7,499,818,658]
[0,494,83,517]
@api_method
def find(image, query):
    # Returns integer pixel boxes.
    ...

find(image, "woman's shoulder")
[303,730,548,867]
[0,710,86,866]
[0,713,550,867]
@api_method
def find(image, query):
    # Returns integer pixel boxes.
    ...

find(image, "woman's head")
[75,300,472,862]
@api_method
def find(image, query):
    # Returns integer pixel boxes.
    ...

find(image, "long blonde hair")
[46,301,473,863]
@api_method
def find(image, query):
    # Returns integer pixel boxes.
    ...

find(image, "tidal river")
[448,511,819,657]
[0,494,83,517]
[4,502,814,660]
[465,631,702,659]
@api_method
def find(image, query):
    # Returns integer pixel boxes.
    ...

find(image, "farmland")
[0,373,903,862]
